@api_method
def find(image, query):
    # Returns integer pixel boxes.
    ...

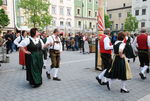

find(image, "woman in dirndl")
[14,31,27,69]
[104,32,132,93]
[19,28,49,88]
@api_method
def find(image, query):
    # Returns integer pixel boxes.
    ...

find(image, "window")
[52,20,56,26]
[88,10,91,16]
[52,6,56,14]
[2,0,7,5]
[67,7,71,16]
[95,12,97,17]
[141,22,145,27]
[77,8,80,15]
[89,22,92,28]
[109,14,112,19]
[60,0,63,3]
[89,0,92,2]
[78,21,81,27]
[135,10,139,16]
[67,22,71,27]
[118,13,122,18]
[121,23,124,30]
[142,9,146,15]
[123,3,126,7]
[116,24,118,30]
[60,21,64,26]
[60,7,64,15]
[143,0,147,1]
[95,0,98,4]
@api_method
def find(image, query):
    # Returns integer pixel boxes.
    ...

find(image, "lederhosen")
[49,36,61,68]
[25,38,43,85]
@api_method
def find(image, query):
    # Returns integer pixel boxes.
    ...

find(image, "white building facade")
[49,0,74,33]
[132,0,150,31]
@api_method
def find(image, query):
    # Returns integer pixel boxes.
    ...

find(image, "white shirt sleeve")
[104,37,113,50]
[18,38,30,47]
[147,36,150,48]
[119,42,125,52]
[46,36,53,44]
[14,36,21,47]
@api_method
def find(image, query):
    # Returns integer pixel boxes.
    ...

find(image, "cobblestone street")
[0,51,150,101]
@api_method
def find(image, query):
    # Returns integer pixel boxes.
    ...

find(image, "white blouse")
[18,36,44,48]
[46,35,62,52]
[114,40,126,53]
[14,36,25,47]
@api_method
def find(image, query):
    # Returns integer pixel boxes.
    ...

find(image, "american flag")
[97,11,105,31]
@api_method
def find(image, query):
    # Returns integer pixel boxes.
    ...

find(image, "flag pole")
[95,0,105,70]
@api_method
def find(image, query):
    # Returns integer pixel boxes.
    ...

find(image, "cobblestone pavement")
[0,51,150,101]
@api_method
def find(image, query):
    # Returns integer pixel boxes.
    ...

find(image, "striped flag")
[97,10,105,31]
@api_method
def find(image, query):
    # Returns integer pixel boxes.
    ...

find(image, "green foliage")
[0,0,2,6]
[19,0,52,29]
[104,14,112,28]
[0,9,10,29]
[124,13,138,32]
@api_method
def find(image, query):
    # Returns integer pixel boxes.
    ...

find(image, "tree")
[124,13,138,32]
[104,14,112,28]
[19,0,52,29]
[0,0,10,30]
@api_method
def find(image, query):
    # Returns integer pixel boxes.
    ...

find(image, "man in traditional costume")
[96,30,113,85]
[46,29,62,81]
[133,28,150,80]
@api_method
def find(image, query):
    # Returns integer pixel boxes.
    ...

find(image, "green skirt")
[26,51,43,85]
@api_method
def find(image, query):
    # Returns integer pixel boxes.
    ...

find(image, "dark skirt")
[105,56,127,80]
[25,51,43,85]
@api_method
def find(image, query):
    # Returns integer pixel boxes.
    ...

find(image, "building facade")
[49,0,74,33]
[0,0,15,32]
[132,0,150,32]
[74,0,98,33]
[107,0,132,31]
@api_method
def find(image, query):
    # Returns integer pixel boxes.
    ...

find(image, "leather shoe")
[106,81,110,91]
[46,72,51,79]
[53,77,61,81]
[120,89,129,93]
[96,76,102,85]
[139,73,146,80]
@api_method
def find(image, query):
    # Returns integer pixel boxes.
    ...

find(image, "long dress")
[104,41,132,80]
[25,38,43,85]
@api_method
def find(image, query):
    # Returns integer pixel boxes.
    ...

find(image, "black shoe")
[101,82,107,85]
[32,84,41,88]
[128,60,130,63]
[139,73,146,80]
[96,76,102,85]
[106,81,110,91]
[53,77,61,81]
[120,89,129,93]
[46,72,51,79]
[146,68,149,73]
